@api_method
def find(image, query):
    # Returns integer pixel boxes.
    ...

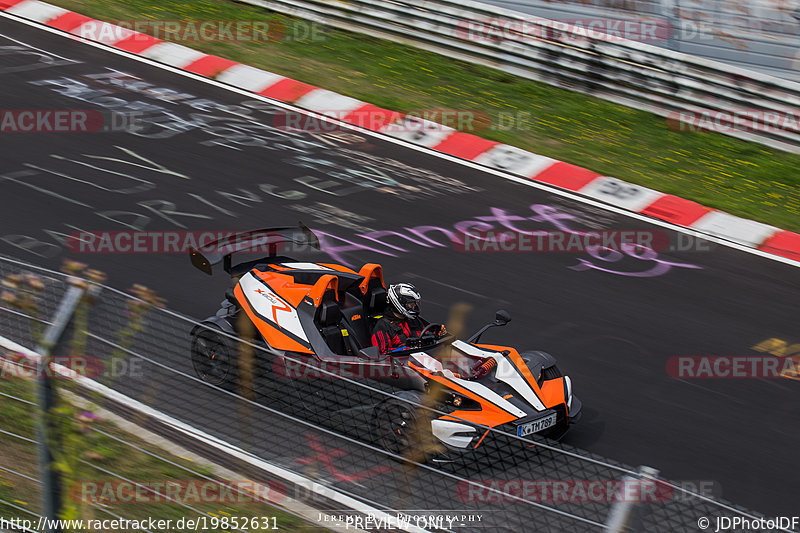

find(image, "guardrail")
[475,0,800,83]
[238,0,800,153]
[0,255,787,533]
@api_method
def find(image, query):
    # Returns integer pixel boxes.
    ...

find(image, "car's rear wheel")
[191,328,236,387]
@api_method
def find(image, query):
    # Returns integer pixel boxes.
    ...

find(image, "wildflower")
[82,451,106,461]
[1,274,22,290]
[0,291,17,306]
[130,284,166,308]
[126,299,150,316]
[85,269,107,284]
[61,260,87,276]
[23,273,44,292]
[67,278,89,290]
[15,293,39,314]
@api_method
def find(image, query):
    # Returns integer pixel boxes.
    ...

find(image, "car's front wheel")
[373,390,432,461]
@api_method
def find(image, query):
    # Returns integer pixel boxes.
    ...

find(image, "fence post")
[605,465,660,533]
[36,285,85,533]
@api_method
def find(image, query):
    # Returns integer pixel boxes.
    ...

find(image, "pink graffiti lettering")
[569,243,703,277]
[314,205,702,278]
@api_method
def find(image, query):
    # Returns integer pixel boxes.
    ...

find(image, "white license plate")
[517,413,557,437]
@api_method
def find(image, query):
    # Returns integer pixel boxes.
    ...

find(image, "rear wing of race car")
[189,223,320,275]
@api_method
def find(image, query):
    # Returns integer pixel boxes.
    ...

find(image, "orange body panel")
[357,264,385,293]
[440,405,517,428]
[233,284,313,353]
[308,274,338,305]
[234,263,371,354]
[409,361,517,428]
[252,270,310,308]
[539,378,567,413]
[475,343,563,407]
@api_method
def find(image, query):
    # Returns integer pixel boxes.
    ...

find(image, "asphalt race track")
[1,14,799,522]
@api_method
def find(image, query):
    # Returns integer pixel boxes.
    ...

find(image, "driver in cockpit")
[370,283,447,354]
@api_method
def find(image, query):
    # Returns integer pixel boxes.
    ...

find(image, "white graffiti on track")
[0,41,78,74]
[287,149,482,200]
[28,70,480,200]
[288,203,376,232]
[1,159,702,278]
[0,145,208,257]
[30,73,323,148]
[7,68,697,277]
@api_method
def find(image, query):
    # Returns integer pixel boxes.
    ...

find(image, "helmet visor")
[403,299,420,315]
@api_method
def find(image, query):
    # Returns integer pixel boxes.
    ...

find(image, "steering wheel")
[406,323,444,349]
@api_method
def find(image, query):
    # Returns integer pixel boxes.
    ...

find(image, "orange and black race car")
[188,225,581,459]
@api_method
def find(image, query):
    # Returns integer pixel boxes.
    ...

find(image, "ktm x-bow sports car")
[188,226,581,459]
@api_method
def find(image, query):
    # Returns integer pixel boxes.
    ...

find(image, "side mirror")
[495,309,511,325]
[190,248,213,275]
[467,309,512,344]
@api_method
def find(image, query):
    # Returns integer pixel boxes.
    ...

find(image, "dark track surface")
[1,15,799,521]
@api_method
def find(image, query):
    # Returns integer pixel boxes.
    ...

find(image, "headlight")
[443,393,480,410]
[564,376,573,409]
[449,393,463,407]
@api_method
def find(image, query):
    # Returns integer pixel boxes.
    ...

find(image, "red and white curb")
[2,0,799,262]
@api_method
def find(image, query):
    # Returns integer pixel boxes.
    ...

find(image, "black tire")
[372,390,427,461]
[541,363,562,381]
[191,328,236,387]
[521,350,561,384]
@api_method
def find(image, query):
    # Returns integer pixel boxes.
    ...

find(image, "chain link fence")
[0,255,789,533]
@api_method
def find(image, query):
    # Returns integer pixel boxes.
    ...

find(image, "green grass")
[44,0,800,232]
[0,372,324,531]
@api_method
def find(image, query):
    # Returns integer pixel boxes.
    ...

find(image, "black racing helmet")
[387,283,421,319]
